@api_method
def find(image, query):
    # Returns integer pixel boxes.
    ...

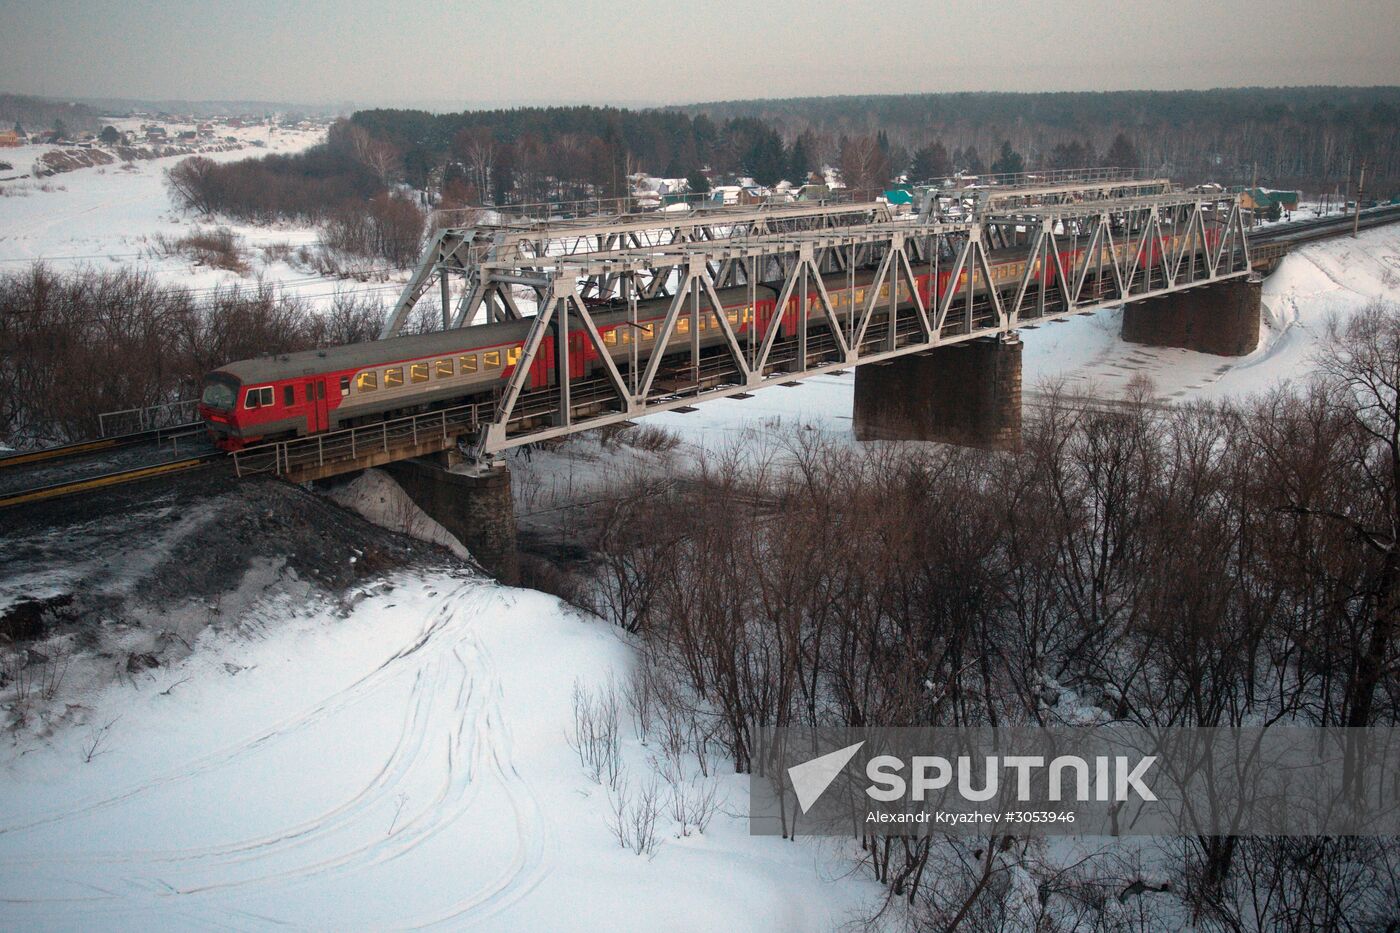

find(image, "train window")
[435,359,454,378]
[244,386,273,409]
[855,288,865,305]
[461,354,478,374]
[677,317,689,335]
[357,371,377,392]
[384,367,403,388]
[410,362,429,383]
[604,328,617,346]
[506,346,521,366]
[618,328,631,344]
[283,385,295,407]
[340,376,350,397]
[483,350,501,369]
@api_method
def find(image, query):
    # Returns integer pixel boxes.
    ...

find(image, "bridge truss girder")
[381,201,893,338]
[466,191,1251,459]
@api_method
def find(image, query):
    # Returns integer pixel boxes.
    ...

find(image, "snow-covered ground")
[0,564,879,931]
[0,118,383,308]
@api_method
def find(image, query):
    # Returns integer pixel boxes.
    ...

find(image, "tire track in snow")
[0,579,474,841]
[0,576,557,930]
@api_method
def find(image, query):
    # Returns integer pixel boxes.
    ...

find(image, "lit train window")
[435,359,453,377]
[461,354,478,373]
[340,376,350,397]
[855,288,865,305]
[357,371,377,392]
[410,362,429,383]
[727,310,740,327]
[619,328,631,344]
[244,386,273,409]
[385,367,403,388]
[506,346,521,366]
[283,385,295,407]
[677,317,689,335]
[484,350,501,369]
[604,328,617,346]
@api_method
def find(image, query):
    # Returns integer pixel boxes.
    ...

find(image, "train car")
[200,227,1220,450]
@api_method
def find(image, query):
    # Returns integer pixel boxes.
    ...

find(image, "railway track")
[0,421,224,510]
[0,452,223,509]
[0,421,205,470]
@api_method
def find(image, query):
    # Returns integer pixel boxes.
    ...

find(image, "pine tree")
[990,139,1024,175]
[788,131,817,183]
[686,170,710,195]
[910,141,952,181]
[1105,133,1140,169]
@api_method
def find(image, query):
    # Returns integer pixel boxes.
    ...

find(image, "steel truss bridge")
[233,172,1254,478]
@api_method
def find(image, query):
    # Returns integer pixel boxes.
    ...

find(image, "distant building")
[0,130,20,148]
[710,185,742,205]
[1237,187,1300,212]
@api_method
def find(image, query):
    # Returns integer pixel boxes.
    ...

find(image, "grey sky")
[3,0,1398,107]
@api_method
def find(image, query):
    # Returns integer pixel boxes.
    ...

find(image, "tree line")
[677,87,1400,194]
[0,265,396,445]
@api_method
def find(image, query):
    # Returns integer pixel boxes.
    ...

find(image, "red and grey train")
[199,229,1217,450]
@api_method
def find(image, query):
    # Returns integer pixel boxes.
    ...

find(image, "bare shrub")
[568,679,622,787]
[82,716,119,763]
[620,423,682,453]
[665,771,721,836]
[319,192,426,268]
[152,226,249,273]
[606,772,662,857]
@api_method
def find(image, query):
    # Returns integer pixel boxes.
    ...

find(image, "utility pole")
[1353,161,1366,238]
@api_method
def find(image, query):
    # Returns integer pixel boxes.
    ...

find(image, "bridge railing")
[98,399,199,436]
[231,401,493,479]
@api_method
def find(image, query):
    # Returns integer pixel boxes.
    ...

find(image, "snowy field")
[0,119,369,307]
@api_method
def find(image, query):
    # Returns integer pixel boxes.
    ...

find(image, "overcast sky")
[3,0,1398,108]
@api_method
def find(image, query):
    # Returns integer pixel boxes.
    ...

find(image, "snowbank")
[326,468,472,562]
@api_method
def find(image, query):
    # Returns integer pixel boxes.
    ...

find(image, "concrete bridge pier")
[384,456,520,585]
[1120,276,1263,356]
[852,335,1022,451]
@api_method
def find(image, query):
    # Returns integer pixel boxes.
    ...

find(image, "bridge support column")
[1121,276,1262,356]
[384,458,519,585]
[853,336,1022,451]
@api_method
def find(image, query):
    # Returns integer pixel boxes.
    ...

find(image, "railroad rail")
[0,421,205,470]
[0,453,220,509]
[1247,203,1400,267]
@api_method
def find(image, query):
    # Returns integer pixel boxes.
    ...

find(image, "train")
[198,228,1220,450]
